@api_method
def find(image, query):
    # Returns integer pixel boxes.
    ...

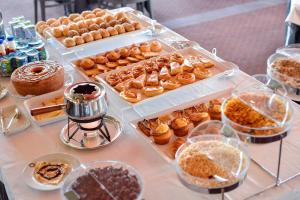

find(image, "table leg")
[40,0,46,21]
[34,0,38,23]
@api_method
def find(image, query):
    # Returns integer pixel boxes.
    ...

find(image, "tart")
[152,123,172,145]
[143,86,164,97]
[146,71,159,86]
[120,89,141,103]
[130,74,146,89]
[159,66,171,80]
[176,72,196,85]
[160,78,181,90]
[171,117,189,137]
[170,62,183,75]
[193,67,212,79]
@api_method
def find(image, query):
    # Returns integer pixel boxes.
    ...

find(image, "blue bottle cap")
[0,35,5,40]
[7,36,14,41]
[0,39,3,45]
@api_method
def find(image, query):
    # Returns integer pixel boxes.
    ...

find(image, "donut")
[99,28,110,38]
[80,58,95,70]
[176,72,196,85]
[11,61,64,96]
[82,32,94,42]
[63,38,76,47]
[90,30,102,40]
[73,35,85,45]
[142,86,164,97]
[114,24,126,34]
[106,27,118,36]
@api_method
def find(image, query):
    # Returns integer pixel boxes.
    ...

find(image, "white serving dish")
[24,89,66,126]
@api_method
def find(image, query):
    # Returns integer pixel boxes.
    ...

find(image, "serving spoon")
[4,108,20,134]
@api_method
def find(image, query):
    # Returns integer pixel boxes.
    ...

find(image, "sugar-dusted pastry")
[146,71,159,86]
[68,23,79,31]
[95,55,108,64]
[152,123,172,145]
[95,17,104,25]
[170,53,184,64]
[181,59,194,72]
[46,18,57,25]
[63,37,76,47]
[68,30,79,37]
[106,62,118,69]
[69,13,80,21]
[77,20,88,29]
[52,27,62,38]
[85,13,96,19]
[150,41,162,52]
[61,25,69,37]
[159,66,171,80]
[78,28,89,35]
[176,72,196,85]
[170,138,185,158]
[99,28,110,38]
[123,22,135,32]
[115,12,126,20]
[105,15,115,22]
[160,78,181,90]
[120,89,142,103]
[170,62,183,75]
[106,27,118,36]
[130,74,146,89]
[88,23,100,31]
[80,58,95,70]
[81,10,92,18]
[132,21,142,30]
[171,117,189,137]
[90,30,102,40]
[117,59,130,66]
[73,35,85,45]
[143,86,164,97]
[142,52,160,59]
[139,42,151,52]
[193,67,212,79]
[82,32,94,42]
[114,24,126,34]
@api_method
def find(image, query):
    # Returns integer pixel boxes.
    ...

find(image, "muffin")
[171,118,189,137]
[152,123,172,145]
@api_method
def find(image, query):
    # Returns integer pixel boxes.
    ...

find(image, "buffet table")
[1,7,300,200]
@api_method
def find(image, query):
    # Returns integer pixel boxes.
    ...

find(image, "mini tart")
[152,123,172,145]
[189,112,211,126]
[120,89,142,103]
[143,86,164,97]
[130,74,146,89]
[171,118,189,137]
[176,72,196,85]
[193,67,212,79]
[160,79,181,90]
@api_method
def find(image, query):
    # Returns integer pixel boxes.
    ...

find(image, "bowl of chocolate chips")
[61,160,143,200]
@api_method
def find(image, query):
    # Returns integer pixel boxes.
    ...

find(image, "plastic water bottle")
[0,11,5,38]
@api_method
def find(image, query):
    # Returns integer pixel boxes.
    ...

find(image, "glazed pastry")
[129,47,141,57]
[130,74,146,89]
[52,27,62,38]
[132,65,145,78]
[208,104,221,120]
[138,120,151,137]
[139,42,151,52]
[143,86,164,97]
[146,71,159,86]
[135,54,145,60]
[176,72,196,85]
[78,28,89,35]
[118,70,134,81]
[181,59,194,72]
[120,89,142,103]
[80,58,95,70]
[88,24,100,31]
[170,138,185,158]
[90,30,102,40]
[160,78,181,90]
[150,41,162,52]
[106,62,118,69]
[115,12,126,20]
[152,123,172,145]
[95,17,104,25]
[77,20,88,29]
[50,20,60,27]
[106,51,121,61]
[99,28,110,38]
[63,38,76,47]
[171,117,189,137]
[68,13,80,21]
[132,21,142,30]
[85,13,96,19]
[68,30,79,37]
[170,62,183,75]
[73,35,85,45]
[61,25,70,37]
[105,15,115,22]
[95,55,108,64]
[193,67,212,79]
[114,24,126,34]
[117,59,130,66]
[81,10,92,18]
[46,18,57,25]
[159,66,171,80]
[82,32,94,42]
[142,52,160,59]
[188,112,210,126]
[68,23,79,31]
[119,48,130,58]
[106,27,118,36]
[123,23,135,32]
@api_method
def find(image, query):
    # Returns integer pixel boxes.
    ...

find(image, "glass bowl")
[61,160,144,200]
[175,134,250,194]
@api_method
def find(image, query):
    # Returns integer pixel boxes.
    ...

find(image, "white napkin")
[286,0,300,26]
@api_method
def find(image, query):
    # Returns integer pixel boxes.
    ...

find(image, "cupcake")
[152,123,172,145]
[171,118,189,137]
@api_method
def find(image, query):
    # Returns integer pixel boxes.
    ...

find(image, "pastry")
[82,32,94,42]
[208,104,221,120]
[152,123,172,145]
[96,64,108,73]
[106,27,118,36]
[142,52,160,59]
[46,18,57,25]
[171,117,189,137]
[129,47,141,56]
[90,30,102,40]
[123,22,135,32]
[114,24,126,34]
[170,53,184,64]
[119,48,130,58]
[170,138,185,158]
[36,21,46,30]
[52,27,62,38]
[80,58,95,70]
[138,120,151,137]
[193,67,212,79]
[68,30,79,37]
[95,55,108,64]
[93,8,104,15]
[170,62,183,75]
[68,23,79,31]
[63,37,76,47]
[73,16,84,22]
[104,15,115,22]
[61,25,70,36]
[73,35,85,45]
[95,10,106,17]
[146,71,159,86]
[99,22,108,29]
[106,51,120,61]
[143,86,164,97]
[99,28,110,38]
[59,16,70,25]
[108,19,118,27]
[106,62,118,69]
[181,59,194,72]
[38,24,50,35]
[85,13,96,19]
[120,89,142,103]
[88,23,100,31]
[85,19,95,26]
[160,78,181,90]
[114,78,133,92]
[140,42,151,52]
[135,54,145,60]
[176,72,196,85]
[130,74,146,89]
[159,66,171,80]
[78,28,89,35]
[95,17,104,25]
[83,68,100,77]
[132,21,142,30]
[117,59,130,66]
[106,73,121,86]
[119,17,131,24]
[11,61,64,96]
[77,20,88,29]
[150,41,162,52]
[132,65,145,78]
[115,12,126,20]
[188,112,210,126]
[127,56,140,63]
[118,70,134,81]
[33,161,70,185]
[81,10,92,18]
[68,13,80,21]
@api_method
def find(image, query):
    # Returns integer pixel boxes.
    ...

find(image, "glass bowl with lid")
[61,160,144,200]
[221,75,294,143]
[175,134,250,194]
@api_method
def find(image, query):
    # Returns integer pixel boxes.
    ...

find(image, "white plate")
[24,89,66,126]
[22,153,81,191]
